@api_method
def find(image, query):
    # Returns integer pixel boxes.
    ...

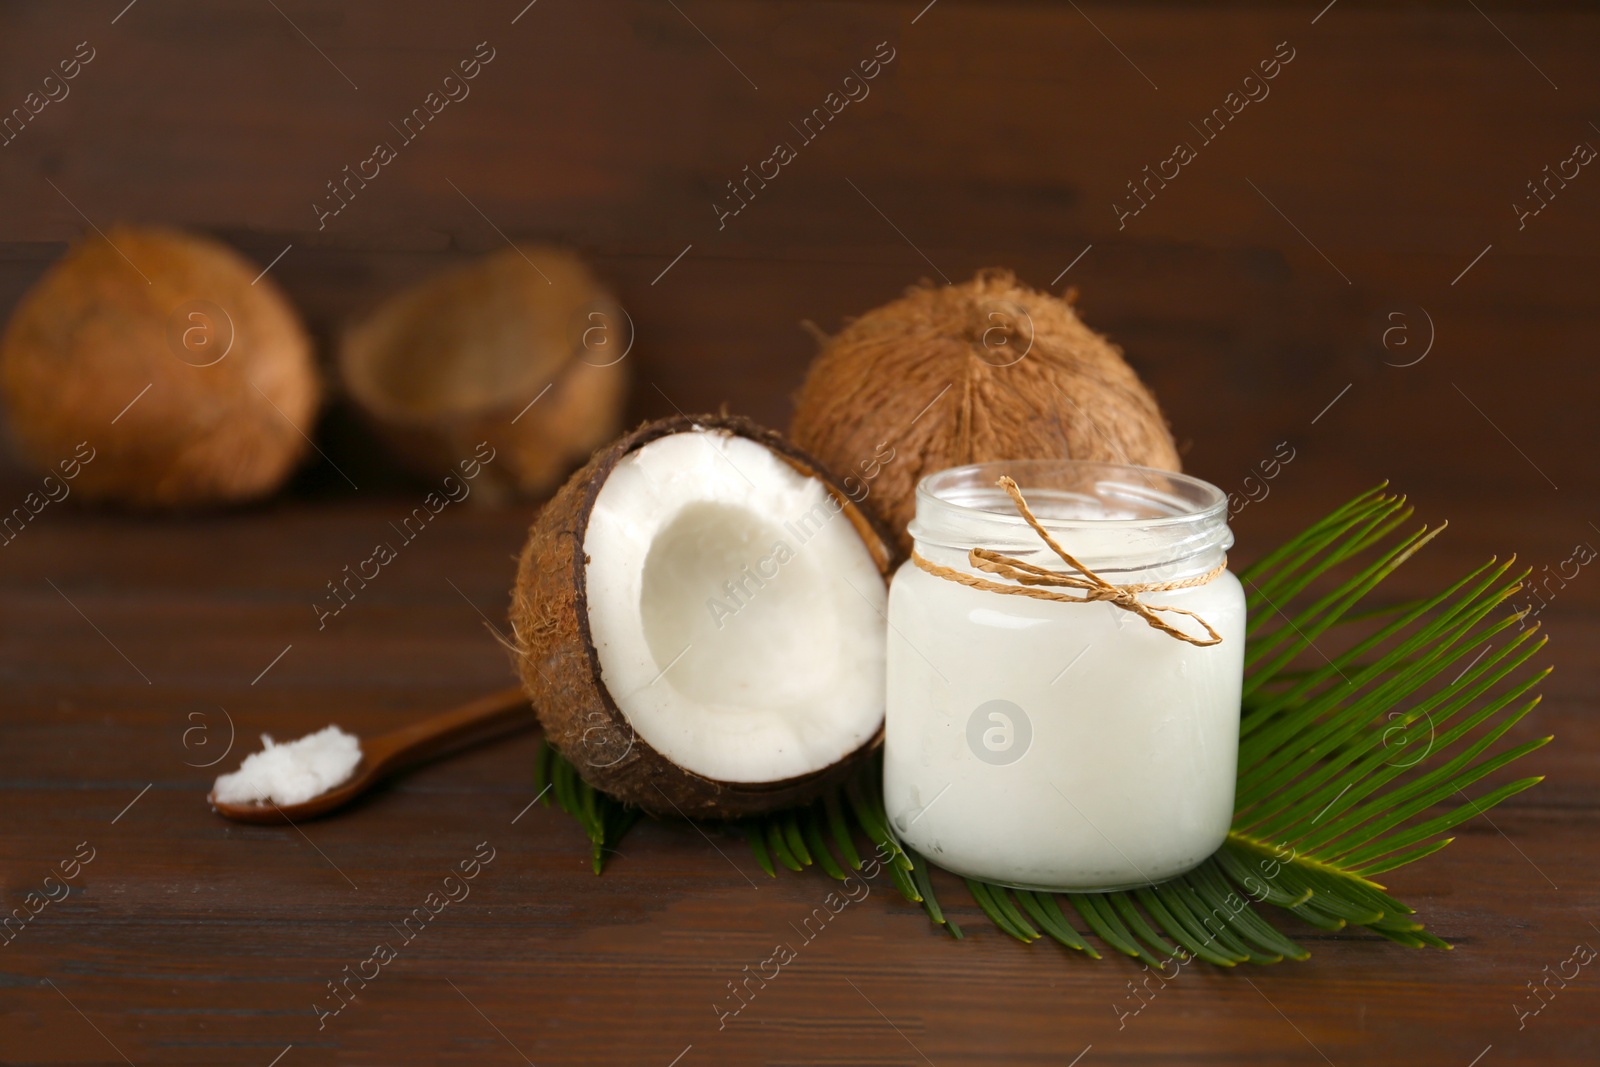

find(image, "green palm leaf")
[537,487,1549,964]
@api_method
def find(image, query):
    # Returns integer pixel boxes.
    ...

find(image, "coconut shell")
[0,225,320,507]
[340,247,628,499]
[790,270,1181,555]
[509,414,896,819]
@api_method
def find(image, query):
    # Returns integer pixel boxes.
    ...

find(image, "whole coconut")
[790,270,1181,554]
[0,226,320,507]
[339,247,629,499]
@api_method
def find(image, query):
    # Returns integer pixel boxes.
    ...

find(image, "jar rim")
[915,459,1227,530]
[907,460,1233,575]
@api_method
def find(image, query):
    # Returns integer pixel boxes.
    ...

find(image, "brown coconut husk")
[508,413,896,819]
[790,270,1181,555]
[340,247,628,499]
[0,225,320,507]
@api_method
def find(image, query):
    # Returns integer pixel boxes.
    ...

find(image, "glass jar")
[883,460,1246,892]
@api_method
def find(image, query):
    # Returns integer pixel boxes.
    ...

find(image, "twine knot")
[910,476,1226,647]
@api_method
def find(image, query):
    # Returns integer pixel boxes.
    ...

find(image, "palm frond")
[537,487,1549,964]
[534,740,637,873]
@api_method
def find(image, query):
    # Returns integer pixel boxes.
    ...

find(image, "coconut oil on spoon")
[207,687,533,823]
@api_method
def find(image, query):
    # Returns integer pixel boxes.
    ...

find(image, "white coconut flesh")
[582,430,887,785]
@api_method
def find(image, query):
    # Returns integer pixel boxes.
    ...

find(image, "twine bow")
[910,476,1226,647]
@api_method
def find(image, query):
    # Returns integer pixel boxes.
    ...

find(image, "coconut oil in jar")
[883,461,1246,892]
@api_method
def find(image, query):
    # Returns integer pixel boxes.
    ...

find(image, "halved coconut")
[510,415,895,818]
[338,247,628,499]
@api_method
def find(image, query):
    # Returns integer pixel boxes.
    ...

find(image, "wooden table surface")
[2,2,1597,1064]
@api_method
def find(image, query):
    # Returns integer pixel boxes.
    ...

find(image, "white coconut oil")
[883,461,1246,892]
[212,725,362,807]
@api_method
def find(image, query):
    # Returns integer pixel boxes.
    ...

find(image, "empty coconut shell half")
[510,414,896,819]
[339,247,629,498]
[0,225,320,507]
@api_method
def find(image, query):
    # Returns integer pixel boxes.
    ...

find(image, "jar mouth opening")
[907,460,1232,574]
[916,460,1227,530]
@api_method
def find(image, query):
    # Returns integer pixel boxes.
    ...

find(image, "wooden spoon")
[208,686,535,824]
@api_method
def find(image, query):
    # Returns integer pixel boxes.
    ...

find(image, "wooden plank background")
[0,1,1595,1064]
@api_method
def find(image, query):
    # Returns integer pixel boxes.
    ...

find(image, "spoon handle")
[365,686,535,776]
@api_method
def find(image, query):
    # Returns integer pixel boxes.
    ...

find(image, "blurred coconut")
[790,270,1181,554]
[339,247,630,499]
[0,225,321,507]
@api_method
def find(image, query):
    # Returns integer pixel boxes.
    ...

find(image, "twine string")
[910,476,1226,647]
